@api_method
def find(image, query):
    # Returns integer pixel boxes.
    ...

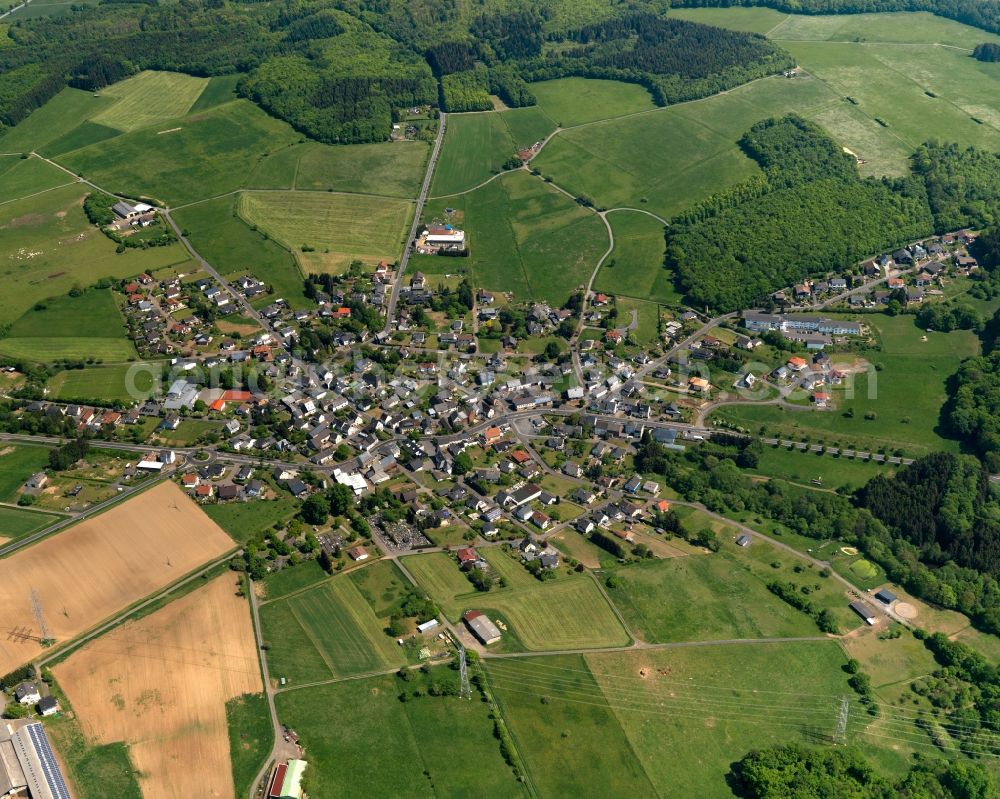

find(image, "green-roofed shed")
[277,759,307,799]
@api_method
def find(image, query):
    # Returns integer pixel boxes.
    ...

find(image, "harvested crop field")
[0,481,236,673]
[53,574,262,799]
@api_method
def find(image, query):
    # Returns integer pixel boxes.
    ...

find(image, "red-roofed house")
[457,548,478,569]
[787,356,808,371]
[510,450,531,464]
[482,426,503,446]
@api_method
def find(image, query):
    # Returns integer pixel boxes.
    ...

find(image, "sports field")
[250,140,430,198]
[46,363,160,403]
[91,71,208,133]
[0,481,237,673]
[420,171,609,305]
[53,574,263,799]
[236,190,414,273]
[275,667,522,798]
[594,211,678,304]
[260,574,404,685]
[487,642,853,798]
[0,155,73,204]
[59,100,301,206]
[172,195,309,307]
[0,288,136,362]
[714,314,978,455]
[0,184,189,327]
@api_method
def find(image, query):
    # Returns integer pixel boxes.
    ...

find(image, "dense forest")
[666,116,933,311]
[735,743,995,797]
[666,116,1000,311]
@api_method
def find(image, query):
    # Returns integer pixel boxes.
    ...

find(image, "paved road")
[247,586,299,799]
[383,113,447,332]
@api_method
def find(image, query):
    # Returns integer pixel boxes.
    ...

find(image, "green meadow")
[0,155,72,203]
[488,643,855,798]
[59,100,300,206]
[260,140,431,198]
[0,288,135,362]
[274,668,522,799]
[0,506,62,542]
[172,195,309,307]
[753,445,896,491]
[0,444,52,501]
[419,170,608,305]
[236,190,414,273]
[594,211,678,304]
[91,70,208,133]
[0,88,117,154]
[0,184,188,327]
[260,575,404,685]
[45,363,159,403]
[531,77,656,127]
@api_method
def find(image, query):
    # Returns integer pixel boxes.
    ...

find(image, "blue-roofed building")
[8,722,71,799]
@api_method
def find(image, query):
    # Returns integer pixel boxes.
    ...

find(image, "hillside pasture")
[431,112,517,198]
[260,574,403,685]
[0,88,117,154]
[0,184,188,327]
[594,210,678,304]
[59,99,300,206]
[0,481,237,674]
[236,191,414,273]
[53,574,262,799]
[531,77,656,127]
[92,71,208,133]
[0,288,135,362]
[532,75,838,220]
[0,155,73,203]
[293,141,429,198]
[420,170,609,305]
[499,105,557,150]
[274,668,522,799]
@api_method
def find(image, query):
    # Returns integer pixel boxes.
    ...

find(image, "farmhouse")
[13,683,40,705]
[463,610,502,645]
[849,600,877,625]
[37,696,59,717]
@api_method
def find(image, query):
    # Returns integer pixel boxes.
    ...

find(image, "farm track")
[169,185,417,213]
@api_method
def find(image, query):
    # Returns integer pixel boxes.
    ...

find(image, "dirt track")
[53,573,262,799]
[0,481,235,673]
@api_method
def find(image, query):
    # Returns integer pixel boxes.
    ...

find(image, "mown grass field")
[0,155,72,203]
[0,184,187,327]
[260,575,403,685]
[477,577,631,651]
[420,170,608,305]
[594,210,678,304]
[274,668,523,799]
[615,296,660,345]
[714,315,977,455]
[236,190,414,273]
[488,642,856,798]
[262,560,328,601]
[401,551,472,610]
[0,288,135,362]
[45,363,159,403]
[172,195,310,307]
[499,105,557,150]
[531,77,656,127]
[59,100,301,206]
[92,70,208,133]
